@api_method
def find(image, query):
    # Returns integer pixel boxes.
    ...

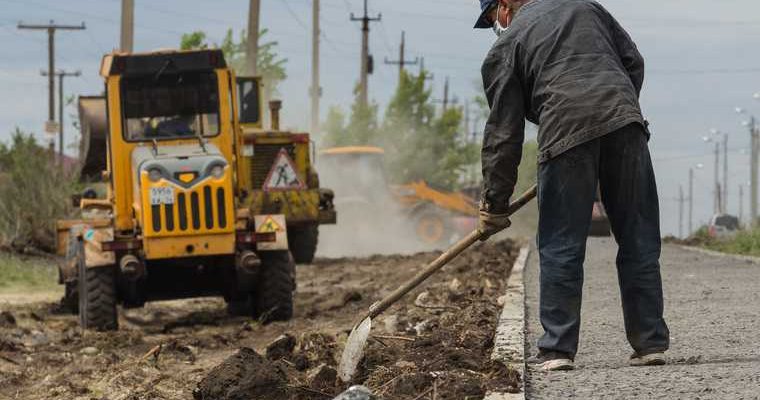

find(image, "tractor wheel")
[226,299,253,317]
[254,251,295,323]
[78,260,118,331]
[60,281,79,314]
[59,233,81,314]
[413,207,452,248]
[288,225,319,264]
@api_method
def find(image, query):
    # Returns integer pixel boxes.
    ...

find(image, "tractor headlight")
[211,165,224,179]
[148,168,162,182]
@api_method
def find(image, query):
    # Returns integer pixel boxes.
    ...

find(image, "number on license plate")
[150,187,175,205]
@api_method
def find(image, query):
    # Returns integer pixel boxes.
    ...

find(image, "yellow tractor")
[57,49,295,330]
[319,146,477,248]
[234,77,336,264]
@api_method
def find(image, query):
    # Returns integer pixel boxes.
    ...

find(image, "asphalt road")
[524,237,760,399]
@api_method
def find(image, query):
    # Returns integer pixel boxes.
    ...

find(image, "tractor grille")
[150,186,228,234]
[250,144,296,189]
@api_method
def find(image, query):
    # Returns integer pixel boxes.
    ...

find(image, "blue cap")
[474,0,497,29]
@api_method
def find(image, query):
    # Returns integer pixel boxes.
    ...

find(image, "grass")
[702,229,760,257]
[0,252,59,292]
[677,226,760,258]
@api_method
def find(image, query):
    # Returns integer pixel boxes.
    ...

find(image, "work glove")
[478,209,511,241]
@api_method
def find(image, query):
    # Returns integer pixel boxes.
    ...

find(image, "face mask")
[492,5,510,37]
[493,19,509,37]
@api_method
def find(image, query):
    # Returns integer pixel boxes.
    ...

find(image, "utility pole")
[464,100,470,141]
[689,168,694,235]
[443,77,450,113]
[384,31,419,81]
[120,0,134,52]
[350,0,381,108]
[723,133,728,213]
[739,184,744,224]
[41,70,81,157]
[713,141,720,214]
[678,185,685,238]
[752,120,758,225]
[433,77,458,114]
[17,21,85,151]
[310,0,321,136]
[418,57,434,81]
[246,0,261,76]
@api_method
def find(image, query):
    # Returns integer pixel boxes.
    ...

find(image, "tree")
[383,70,478,189]
[180,28,287,99]
[0,130,76,251]
[321,84,380,148]
[322,69,478,189]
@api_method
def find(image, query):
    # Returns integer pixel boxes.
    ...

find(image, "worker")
[473,0,669,371]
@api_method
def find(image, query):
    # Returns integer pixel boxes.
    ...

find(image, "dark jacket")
[480,0,646,212]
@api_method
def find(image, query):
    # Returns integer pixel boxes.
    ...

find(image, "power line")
[281,0,310,31]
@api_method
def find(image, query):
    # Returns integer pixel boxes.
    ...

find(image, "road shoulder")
[485,244,530,400]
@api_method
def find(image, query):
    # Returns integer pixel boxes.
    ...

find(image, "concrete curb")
[484,244,530,400]
[676,244,760,264]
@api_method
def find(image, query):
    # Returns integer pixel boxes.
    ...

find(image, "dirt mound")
[194,347,288,400]
[1,239,522,399]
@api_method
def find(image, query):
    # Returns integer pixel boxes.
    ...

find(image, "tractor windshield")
[121,71,220,141]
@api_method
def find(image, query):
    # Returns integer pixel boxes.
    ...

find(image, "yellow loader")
[57,49,295,330]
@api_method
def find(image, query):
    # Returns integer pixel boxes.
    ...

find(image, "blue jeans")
[536,123,669,356]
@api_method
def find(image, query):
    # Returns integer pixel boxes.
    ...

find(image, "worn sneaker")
[528,350,575,371]
[629,351,666,366]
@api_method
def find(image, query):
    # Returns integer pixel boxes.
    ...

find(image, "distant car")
[708,214,740,238]
[589,189,611,237]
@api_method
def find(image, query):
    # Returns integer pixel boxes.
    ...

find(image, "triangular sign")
[257,215,283,233]
[262,148,306,191]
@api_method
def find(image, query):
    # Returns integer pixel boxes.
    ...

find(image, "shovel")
[337,184,538,382]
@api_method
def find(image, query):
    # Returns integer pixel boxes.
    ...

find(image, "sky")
[1,0,759,237]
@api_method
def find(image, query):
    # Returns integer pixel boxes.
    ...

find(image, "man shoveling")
[474,0,670,371]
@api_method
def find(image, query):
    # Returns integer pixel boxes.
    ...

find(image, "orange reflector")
[178,173,196,183]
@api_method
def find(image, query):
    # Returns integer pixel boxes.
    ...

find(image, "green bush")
[0,129,77,252]
[704,228,760,257]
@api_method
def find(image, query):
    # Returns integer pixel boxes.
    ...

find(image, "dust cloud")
[315,153,440,258]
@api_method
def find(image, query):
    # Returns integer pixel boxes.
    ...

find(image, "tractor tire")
[288,225,319,264]
[254,251,295,323]
[59,234,81,314]
[60,281,79,314]
[412,207,452,249]
[78,261,118,331]
[226,299,252,317]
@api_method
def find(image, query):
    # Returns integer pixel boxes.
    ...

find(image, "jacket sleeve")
[480,48,526,214]
[608,12,645,96]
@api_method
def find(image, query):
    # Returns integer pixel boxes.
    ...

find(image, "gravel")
[524,237,760,399]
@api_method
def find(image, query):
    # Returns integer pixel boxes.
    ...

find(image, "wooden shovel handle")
[364,184,538,320]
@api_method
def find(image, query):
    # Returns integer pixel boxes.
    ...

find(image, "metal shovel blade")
[338,317,372,382]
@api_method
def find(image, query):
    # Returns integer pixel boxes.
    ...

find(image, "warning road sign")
[262,148,305,191]
[257,215,283,233]
[254,214,288,251]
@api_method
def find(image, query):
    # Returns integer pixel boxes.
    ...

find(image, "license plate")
[150,187,174,205]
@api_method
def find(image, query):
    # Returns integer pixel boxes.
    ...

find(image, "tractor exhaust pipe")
[269,100,282,131]
[119,254,145,281]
